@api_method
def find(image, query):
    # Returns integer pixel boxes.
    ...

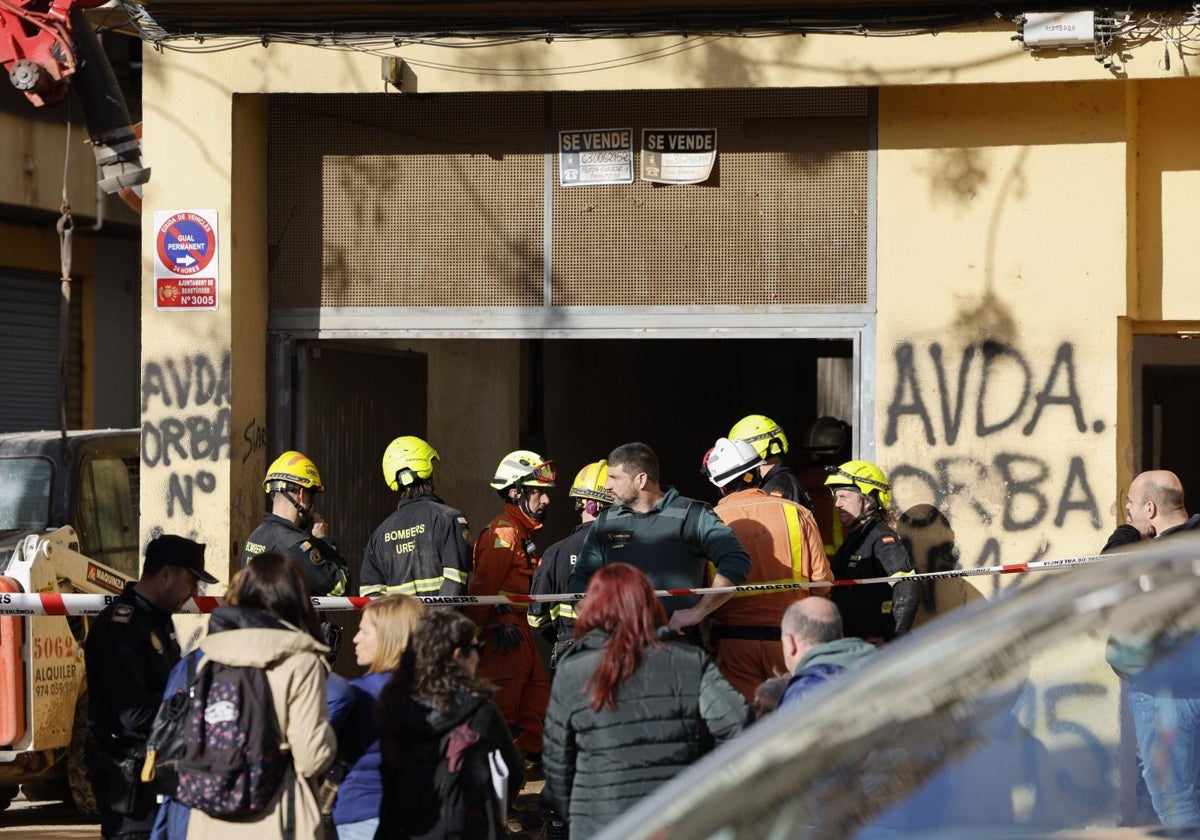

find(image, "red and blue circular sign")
[156,213,215,276]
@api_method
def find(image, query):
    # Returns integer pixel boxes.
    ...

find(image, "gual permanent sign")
[153,209,219,311]
[641,129,718,185]
[559,129,634,186]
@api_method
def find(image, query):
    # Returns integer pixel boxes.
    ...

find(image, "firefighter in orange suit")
[702,437,832,704]
[469,449,555,762]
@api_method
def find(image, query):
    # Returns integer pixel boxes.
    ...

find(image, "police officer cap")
[144,534,217,584]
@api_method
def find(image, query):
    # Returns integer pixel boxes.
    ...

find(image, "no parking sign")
[153,209,219,311]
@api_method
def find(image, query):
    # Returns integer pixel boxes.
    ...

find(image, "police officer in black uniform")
[242,450,349,598]
[528,460,613,666]
[825,460,917,644]
[85,534,215,840]
[361,435,472,597]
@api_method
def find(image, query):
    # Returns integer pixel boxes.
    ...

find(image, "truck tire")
[67,689,97,816]
[0,785,16,810]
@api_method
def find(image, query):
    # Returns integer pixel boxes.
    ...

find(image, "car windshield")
[0,456,53,532]
[598,535,1200,840]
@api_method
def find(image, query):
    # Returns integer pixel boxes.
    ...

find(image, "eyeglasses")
[465,640,486,655]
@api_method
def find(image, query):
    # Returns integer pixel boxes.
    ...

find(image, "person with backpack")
[329,594,426,839]
[377,609,524,839]
[543,563,751,838]
[179,551,336,840]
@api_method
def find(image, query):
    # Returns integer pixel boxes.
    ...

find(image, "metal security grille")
[268,89,869,310]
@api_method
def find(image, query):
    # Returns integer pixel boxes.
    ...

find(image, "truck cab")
[0,429,140,812]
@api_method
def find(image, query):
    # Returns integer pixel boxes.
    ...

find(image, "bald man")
[1103,470,1200,552]
[1103,469,1200,826]
[778,597,876,709]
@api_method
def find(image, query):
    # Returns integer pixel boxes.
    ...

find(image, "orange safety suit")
[710,487,832,703]
[468,503,550,757]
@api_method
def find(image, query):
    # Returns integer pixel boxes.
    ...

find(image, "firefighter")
[825,460,918,644]
[469,449,555,762]
[528,460,614,667]
[361,435,472,597]
[797,416,853,561]
[729,414,814,510]
[242,451,349,597]
[702,437,832,703]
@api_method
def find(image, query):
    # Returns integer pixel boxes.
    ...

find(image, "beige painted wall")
[380,338,522,533]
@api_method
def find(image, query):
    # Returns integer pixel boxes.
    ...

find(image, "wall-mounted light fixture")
[381,56,404,91]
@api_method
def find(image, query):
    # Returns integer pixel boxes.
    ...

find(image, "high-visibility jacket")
[528,521,589,640]
[469,503,542,627]
[360,493,472,597]
[710,488,831,628]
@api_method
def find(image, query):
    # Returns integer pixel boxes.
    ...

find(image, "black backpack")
[140,651,199,796]
[436,710,505,840]
[174,659,290,818]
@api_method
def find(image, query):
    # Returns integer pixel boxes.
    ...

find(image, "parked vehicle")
[0,429,140,813]
[597,535,1200,838]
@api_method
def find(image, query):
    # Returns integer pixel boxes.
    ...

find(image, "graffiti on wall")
[885,340,1106,602]
[141,351,231,517]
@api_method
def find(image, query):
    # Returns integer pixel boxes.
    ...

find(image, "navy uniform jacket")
[361,493,472,597]
[760,462,814,511]
[85,583,180,748]
[528,521,590,642]
[830,517,917,641]
[242,512,350,597]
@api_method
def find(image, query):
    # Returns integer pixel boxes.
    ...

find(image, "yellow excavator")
[0,429,140,813]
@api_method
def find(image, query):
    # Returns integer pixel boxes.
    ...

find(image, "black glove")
[321,620,342,665]
[488,622,523,653]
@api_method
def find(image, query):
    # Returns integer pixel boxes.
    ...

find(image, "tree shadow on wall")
[897,502,985,631]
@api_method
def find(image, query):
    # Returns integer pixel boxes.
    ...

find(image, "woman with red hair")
[542,563,750,837]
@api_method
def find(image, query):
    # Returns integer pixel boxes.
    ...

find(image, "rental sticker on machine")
[641,129,717,184]
[153,209,219,311]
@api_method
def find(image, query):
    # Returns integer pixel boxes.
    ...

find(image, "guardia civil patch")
[882,536,896,544]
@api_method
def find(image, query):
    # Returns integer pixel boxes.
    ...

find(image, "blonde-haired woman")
[331,594,426,839]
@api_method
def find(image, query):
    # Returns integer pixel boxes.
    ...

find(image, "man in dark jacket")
[361,435,472,598]
[825,460,917,644]
[527,460,614,666]
[1103,469,1200,826]
[569,442,751,625]
[243,451,349,597]
[778,597,875,708]
[86,534,215,840]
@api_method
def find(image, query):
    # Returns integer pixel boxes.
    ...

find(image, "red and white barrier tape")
[0,552,1110,616]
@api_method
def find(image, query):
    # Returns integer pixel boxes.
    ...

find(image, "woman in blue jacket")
[331,594,425,839]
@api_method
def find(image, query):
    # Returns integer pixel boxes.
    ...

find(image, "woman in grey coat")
[542,563,751,838]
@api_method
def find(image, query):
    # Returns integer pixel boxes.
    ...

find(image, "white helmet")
[704,437,765,488]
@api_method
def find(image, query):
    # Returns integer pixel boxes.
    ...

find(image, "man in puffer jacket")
[542,626,750,838]
[779,597,876,708]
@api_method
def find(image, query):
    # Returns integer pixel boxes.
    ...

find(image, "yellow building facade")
[130,15,1200,825]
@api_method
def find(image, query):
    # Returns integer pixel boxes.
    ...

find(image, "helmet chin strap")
[282,488,313,531]
[517,487,545,521]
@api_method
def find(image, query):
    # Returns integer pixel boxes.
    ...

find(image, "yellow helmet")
[490,450,556,490]
[264,451,323,494]
[729,414,789,459]
[570,460,614,505]
[825,460,892,508]
[382,435,439,491]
